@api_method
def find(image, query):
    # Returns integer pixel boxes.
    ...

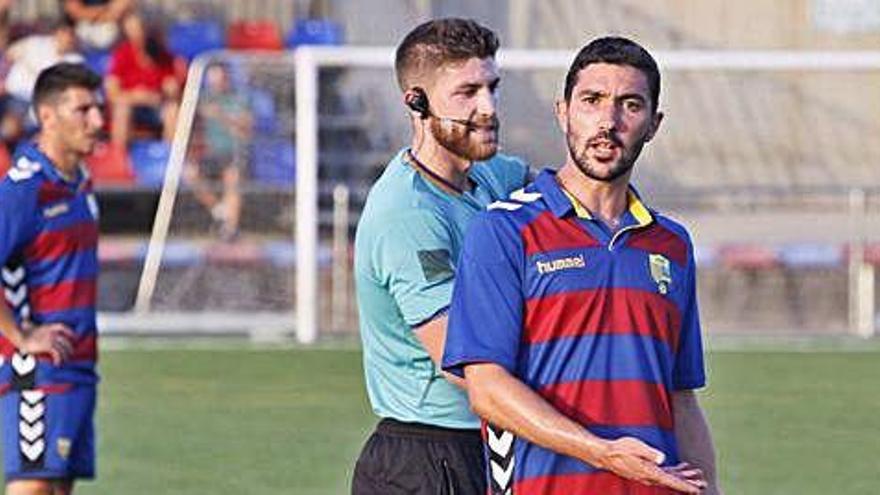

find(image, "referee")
[351,18,529,494]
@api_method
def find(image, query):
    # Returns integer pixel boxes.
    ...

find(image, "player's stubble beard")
[430,114,500,162]
[566,116,650,183]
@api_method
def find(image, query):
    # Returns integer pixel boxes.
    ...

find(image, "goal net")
[128,47,880,342]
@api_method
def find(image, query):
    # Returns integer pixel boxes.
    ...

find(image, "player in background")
[0,63,104,495]
[351,18,529,494]
[444,37,721,494]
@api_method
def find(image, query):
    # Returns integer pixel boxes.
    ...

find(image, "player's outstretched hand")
[596,437,706,494]
[20,323,75,365]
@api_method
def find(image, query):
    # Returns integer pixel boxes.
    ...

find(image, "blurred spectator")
[0,113,20,175]
[0,96,26,148]
[106,10,182,146]
[4,18,84,104]
[185,63,251,241]
[61,0,134,50]
[0,0,11,52]
[0,0,11,175]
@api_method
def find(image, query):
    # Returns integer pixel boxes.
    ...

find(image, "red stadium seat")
[718,244,780,270]
[0,144,11,177]
[859,242,880,266]
[227,21,283,51]
[85,141,135,185]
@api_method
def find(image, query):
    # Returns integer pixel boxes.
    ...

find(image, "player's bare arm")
[465,362,707,494]
[0,304,74,366]
[674,389,722,495]
[413,315,466,389]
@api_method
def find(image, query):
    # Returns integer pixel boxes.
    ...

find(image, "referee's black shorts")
[351,418,486,495]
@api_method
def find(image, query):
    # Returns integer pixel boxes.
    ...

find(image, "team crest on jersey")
[57,438,72,459]
[649,254,672,294]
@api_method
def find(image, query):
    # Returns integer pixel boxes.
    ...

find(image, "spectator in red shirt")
[106,10,181,146]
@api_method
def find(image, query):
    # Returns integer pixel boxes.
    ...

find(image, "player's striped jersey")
[444,169,705,494]
[0,141,100,393]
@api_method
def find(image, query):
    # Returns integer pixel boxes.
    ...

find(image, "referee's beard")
[431,114,500,162]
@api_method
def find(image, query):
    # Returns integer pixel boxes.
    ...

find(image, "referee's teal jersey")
[355,148,528,429]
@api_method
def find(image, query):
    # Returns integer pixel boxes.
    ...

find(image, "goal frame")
[131,47,880,343]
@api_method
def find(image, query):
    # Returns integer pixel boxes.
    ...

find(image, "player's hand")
[595,437,706,494]
[20,323,76,365]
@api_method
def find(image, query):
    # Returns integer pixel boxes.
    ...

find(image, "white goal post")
[130,47,880,343]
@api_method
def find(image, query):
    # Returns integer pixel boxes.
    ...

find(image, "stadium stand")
[1,0,877,335]
[167,18,225,61]
[286,18,343,47]
[128,139,171,186]
[226,20,283,51]
[84,141,135,184]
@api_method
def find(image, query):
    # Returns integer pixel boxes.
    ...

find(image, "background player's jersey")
[0,142,100,393]
[444,169,706,494]
[355,148,528,429]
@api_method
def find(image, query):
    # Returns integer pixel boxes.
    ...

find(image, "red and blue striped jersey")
[444,169,706,494]
[0,142,100,393]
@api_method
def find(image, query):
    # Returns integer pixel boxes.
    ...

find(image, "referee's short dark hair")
[395,18,499,91]
[33,63,102,112]
[564,36,661,112]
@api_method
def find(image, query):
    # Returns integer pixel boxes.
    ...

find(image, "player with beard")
[352,18,529,495]
[444,37,722,494]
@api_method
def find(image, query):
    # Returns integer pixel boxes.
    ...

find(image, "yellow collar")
[562,187,653,228]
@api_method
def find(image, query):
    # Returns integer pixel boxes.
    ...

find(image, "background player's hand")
[20,323,75,365]
[595,437,705,494]
[665,462,707,489]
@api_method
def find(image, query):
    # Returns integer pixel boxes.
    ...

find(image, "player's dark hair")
[564,36,661,112]
[32,63,102,112]
[395,18,499,91]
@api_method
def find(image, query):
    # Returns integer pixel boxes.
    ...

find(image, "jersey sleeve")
[0,179,38,265]
[443,211,524,377]
[672,244,707,390]
[372,210,456,328]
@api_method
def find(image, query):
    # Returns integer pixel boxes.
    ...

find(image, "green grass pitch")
[2,348,878,494]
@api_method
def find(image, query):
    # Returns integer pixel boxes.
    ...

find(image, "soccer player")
[0,63,104,495]
[444,37,721,494]
[352,18,529,494]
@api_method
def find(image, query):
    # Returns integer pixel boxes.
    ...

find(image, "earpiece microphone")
[406,87,474,130]
[438,116,475,129]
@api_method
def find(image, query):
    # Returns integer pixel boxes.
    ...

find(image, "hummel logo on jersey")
[536,254,586,274]
[43,202,70,218]
[8,157,41,182]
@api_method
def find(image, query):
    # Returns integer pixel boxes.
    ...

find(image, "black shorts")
[351,418,486,495]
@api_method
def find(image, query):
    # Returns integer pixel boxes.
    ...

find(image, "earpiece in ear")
[406,88,430,119]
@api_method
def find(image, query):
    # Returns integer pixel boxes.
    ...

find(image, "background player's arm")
[0,182,73,365]
[673,390,722,495]
[464,362,706,494]
[413,315,465,389]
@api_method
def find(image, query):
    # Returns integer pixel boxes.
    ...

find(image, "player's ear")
[554,98,568,133]
[36,103,53,128]
[644,110,664,143]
